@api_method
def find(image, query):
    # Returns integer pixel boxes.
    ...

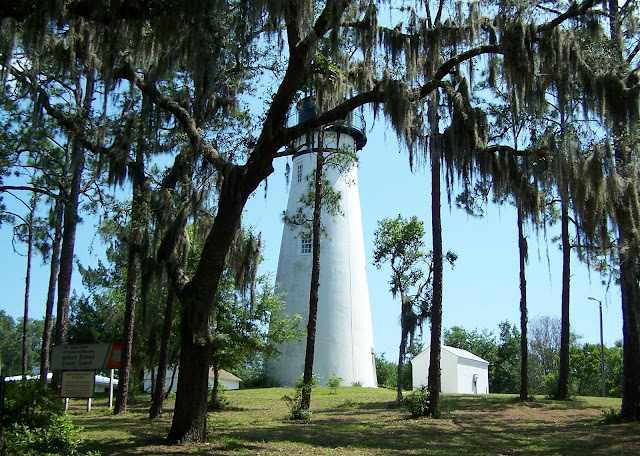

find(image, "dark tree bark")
[556,185,571,400]
[51,71,93,394]
[428,99,443,416]
[113,232,140,414]
[168,167,254,443]
[114,91,151,414]
[150,280,176,418]
[51,141,85,394]
[396,304,408,404]
[21,201,35,383]
[301,148,324,412]
[40,200,63,390]
[517,206,529,401]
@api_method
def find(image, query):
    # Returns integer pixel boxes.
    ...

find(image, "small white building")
[143,368,242,393]
[411,345,490,394]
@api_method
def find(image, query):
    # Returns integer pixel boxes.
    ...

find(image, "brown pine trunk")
[51,140,85,395]
[40,200,63,390]
[22,201,35,383]
[150,281,176,418]
[517,206,528,401]
[396,312,408,404]
[113,237,140,414]
[301,147,324,412]
[428,125,443,417]
[556,189,571,399]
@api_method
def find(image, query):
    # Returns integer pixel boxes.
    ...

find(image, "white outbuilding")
[411,345,490,394]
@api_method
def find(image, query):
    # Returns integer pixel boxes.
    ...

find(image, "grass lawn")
[69,387,638,455]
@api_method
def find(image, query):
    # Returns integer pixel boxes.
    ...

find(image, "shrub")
[282,377,316,420]
[0,380,97,455]
[598,408,623,424]
[294,374,318,389]
[3,415,85,456]
[327,373,342,394]
[403,386,431,418]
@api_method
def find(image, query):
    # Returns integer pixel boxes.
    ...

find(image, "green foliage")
[294,374,318,390]
[282,379,316,421]
[1,380,63,430]
[375,353,398,389]
[598,408,624,424]
[2,415,86,456]
[0,311,44,376]
[492,321,522,394]
[1,380,94,455]
[327,373,342,394]
[210,384,230,411]
[403,386,432,418]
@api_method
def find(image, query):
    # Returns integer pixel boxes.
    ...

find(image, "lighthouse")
[266,100,377,387]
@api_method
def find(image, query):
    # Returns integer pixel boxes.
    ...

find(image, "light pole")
[588,296,606,397]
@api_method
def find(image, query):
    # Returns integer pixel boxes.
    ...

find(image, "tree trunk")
[168,168,250,443]
[113,236,140,414]
[51,72,93,394]
[22,200,35,383]
[396,310,408,404]
[301,148,324,412]
[150,280,176,418]
[618,233,640,419]
[40,200,63,390]
[517,206,528,401]
[428,100,444,418]
[211,359,220,408]
[51,140,85,394]
[556,188,571,400]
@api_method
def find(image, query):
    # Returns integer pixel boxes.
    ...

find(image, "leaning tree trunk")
[40,200,63,390]
[301,148,324,412]
[428,96,444,418]
[556,187,571,400]
[150,280,176,419]
[517,205,529,401]
[168,168,250,443]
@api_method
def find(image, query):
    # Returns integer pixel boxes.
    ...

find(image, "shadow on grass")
[74,392,639,455]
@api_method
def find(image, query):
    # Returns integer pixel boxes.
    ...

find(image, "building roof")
[411,345,489,365]
[441,346,489,364]
[210,369,242,382]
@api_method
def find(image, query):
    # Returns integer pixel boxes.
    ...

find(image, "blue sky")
[0,109,623,365]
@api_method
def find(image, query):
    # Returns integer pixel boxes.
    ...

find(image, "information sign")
[60,371,95,398]
[51,343,122,371]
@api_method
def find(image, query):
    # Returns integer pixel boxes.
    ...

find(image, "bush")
[282,377,316,420]
[327,373,342,394]
[3,415,84,456]
[0,380,96,455]
[403,386,431,418]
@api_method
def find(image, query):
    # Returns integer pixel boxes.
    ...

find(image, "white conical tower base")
[267,129,377,388]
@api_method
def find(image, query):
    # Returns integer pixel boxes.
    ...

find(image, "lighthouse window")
[300,233,312,254]
[296,163,303,183]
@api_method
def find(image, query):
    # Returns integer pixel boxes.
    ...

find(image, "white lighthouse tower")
[267,101,377,387]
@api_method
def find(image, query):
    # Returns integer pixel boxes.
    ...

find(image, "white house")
[143,368,242,393]
[411,345,490,394]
